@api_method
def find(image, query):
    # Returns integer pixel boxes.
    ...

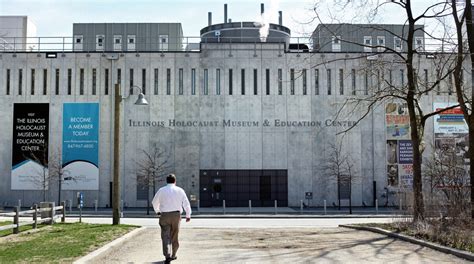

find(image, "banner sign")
[62,103,99,190]
[433,103,468,134]
[433,103,469,187]
[11,103,49,190]
[385,102,413,188]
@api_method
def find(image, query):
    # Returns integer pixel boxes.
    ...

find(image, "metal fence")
[0,36,456,53]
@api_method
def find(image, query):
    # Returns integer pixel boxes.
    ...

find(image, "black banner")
[11,103,49,190]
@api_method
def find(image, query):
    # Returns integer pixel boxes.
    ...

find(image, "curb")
[61,214,403,219]
[73,226,147,264]
[339,224,474,261]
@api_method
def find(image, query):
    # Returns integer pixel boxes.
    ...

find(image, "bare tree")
[450,0,474,219]
[28,143,50,202]
[136,144,170,215]
[323,141,358,214]
[48,148,72,206]
[424,145,470,218]
[30,146,72,204]
[313,0,461,222]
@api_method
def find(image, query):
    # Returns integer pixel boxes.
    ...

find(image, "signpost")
[77,192,84,223]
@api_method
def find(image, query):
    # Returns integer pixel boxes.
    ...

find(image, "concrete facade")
[0,43,462,208]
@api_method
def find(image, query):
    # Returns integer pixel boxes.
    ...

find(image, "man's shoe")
[165,258,171,264]
[170,256,177,260]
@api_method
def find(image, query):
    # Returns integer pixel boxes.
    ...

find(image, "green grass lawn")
[0,222,137,263]
[0,221,48,237]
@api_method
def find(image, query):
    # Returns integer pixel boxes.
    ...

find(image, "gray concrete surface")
[59,216,397,228]
[87,226,469,263]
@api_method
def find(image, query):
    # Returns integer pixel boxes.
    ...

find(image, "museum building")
[0,4,461,209]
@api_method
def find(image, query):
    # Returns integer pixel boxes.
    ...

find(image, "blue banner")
[62,103,99,190]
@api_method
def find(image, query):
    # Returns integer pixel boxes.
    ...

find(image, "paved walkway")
[86,223,468,263]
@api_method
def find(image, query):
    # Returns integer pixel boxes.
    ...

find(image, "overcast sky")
[0,0,456,38]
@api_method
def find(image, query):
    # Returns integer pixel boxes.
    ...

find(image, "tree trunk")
[405,0,424,221]
[462,0,474,219]
[470,123,474,218]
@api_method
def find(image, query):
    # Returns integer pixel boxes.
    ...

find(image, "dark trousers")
[159,211,181,258]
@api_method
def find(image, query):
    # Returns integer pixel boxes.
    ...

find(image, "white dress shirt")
[152,183,192,218]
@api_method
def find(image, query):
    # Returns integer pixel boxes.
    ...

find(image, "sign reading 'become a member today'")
[62,103,99,190]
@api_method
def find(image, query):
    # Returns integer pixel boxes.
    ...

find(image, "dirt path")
[90,227,469,263]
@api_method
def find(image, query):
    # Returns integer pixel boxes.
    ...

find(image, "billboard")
[11,103,49,190]
[62,103,99,190]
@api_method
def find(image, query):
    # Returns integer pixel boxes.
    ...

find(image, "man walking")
[152,174,192,263]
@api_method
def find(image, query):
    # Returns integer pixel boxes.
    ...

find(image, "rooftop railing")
[0,36,457,53]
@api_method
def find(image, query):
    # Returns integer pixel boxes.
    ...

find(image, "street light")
[113,84,148,225]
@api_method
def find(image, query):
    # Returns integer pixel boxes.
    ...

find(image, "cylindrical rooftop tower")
[200,3,290,44]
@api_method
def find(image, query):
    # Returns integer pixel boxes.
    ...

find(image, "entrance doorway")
[199,170,287,207]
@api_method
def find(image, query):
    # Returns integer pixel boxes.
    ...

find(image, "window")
[315,69,319,95]
[129,69,134,94]
[159,35,168,51]
[241,69,245,95]
[216,69,221,95]
[114,35,122,51]
[364,73,369,95]
[327,69,331,95]
[117,68,122,87]
[265,69,271,95]
[92,68,97,95]
[376,70,381,92]
[290,69,295,95]
[105,69,109,95]
[436,69,441,95]
[6,69,10,95]
[179,68,183,95]
[204,69,209,95]
[332,36,341,51]
[448,73,453,95]
[96,35,105,51]
[339,69,344,95]
[191,68,196,95]
[74,35,83,51]
[363,36,372,52]
[377,36,385,52]
[142,69,146,94]
[67,69,72,95]
[351,69,356,95]
[253,69,258,95]
[42,69,47,95]
[400,69,404,86]
[229,69,233,95]
[389,69,393,86]
[18,69,23,95]
[154,68,158,95]
[127,35,136,51]
[55,69,59,95]
[394,37,402,52]
[302,69,307,95]
[79,68,84,95]
[277,69,282,95]
[424,69,428,95]
[166,69,171,95]
[415,37,424,51]
[31,69,35,95]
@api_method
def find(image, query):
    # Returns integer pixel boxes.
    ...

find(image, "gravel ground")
[89,227,470,263]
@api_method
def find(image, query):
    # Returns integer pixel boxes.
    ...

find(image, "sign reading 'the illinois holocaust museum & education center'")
[11,103,49,190]
[62,103,99,190]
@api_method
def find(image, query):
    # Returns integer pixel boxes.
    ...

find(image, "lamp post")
[113,84,148,225]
